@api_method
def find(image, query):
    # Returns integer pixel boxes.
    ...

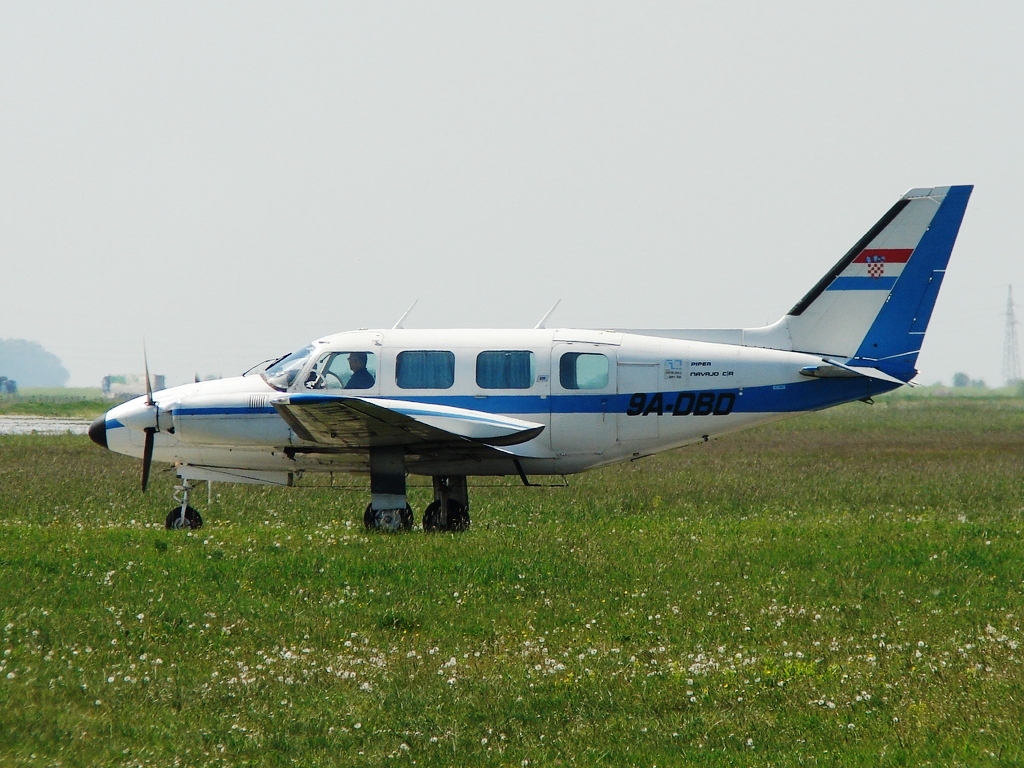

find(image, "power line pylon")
[1003,285,1022,386]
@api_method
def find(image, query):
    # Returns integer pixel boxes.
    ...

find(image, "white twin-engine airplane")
[90,185,972,531]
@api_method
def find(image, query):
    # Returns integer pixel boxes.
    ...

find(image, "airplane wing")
[271,394,545,459]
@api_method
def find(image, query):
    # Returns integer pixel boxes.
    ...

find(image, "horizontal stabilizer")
[799,358,909,386]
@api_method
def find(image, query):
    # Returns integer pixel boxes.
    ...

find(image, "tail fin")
[752,185,972,381]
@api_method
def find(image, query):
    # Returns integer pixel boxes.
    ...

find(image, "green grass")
[2,398,1024,766]
[0,388,108,418]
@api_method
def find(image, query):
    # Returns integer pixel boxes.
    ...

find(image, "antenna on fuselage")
[392,300,418,330]
[534,300,561,329]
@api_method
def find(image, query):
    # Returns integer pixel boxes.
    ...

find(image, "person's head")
[348,352,367,371]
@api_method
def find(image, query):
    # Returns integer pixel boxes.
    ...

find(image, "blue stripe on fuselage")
[157,377,899,424]
[373,378,898,414]
[174,407,279,417]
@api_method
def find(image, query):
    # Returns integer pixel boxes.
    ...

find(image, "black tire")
[364,503,413,532]
[422,499,470,533]
[165,506,203,530]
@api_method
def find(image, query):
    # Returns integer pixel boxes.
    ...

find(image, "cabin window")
[396,350,455,389]
[306,351,377,390]
[559,352,609,390]
[476,350,535,389]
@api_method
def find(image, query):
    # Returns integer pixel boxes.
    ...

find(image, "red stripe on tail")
[854,248,912,264]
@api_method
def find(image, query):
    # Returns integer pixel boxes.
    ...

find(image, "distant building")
[101,373,166,399]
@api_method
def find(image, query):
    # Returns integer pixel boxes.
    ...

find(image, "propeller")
[141,347,156,492]
[141,428,155,491]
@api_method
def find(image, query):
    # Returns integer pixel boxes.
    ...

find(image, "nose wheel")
[165,505,203,530]
[165,479,204,530]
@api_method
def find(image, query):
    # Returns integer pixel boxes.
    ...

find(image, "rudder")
[846,185,972,379]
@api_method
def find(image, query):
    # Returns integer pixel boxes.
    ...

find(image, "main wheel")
[364,503,414,532]
[165,506,203,530]
[422,499,470,532]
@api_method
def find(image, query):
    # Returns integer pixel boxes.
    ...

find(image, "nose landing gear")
[165,478,204,530]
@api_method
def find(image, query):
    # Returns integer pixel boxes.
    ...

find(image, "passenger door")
[549,343,617,455]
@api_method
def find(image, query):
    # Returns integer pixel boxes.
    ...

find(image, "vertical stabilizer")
[765,185,972,380]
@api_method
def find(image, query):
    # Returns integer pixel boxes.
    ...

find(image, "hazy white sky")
[1,3,1021,387]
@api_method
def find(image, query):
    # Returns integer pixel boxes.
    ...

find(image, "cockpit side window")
[262,344,317,391]
[305,352,378,390]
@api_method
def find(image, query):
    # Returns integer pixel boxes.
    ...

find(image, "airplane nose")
[88,415,108,449]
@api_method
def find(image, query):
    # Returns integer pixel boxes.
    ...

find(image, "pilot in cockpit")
[345,352,375,389]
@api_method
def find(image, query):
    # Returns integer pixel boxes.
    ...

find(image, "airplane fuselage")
[101,327,896,485]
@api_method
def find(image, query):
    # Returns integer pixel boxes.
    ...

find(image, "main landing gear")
[363,475,471,533]
[364,503,414,532]
[165,478,204,530]
[361,447,470,533]
[422,476,470,532]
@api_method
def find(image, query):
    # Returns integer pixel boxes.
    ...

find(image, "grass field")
[0,389,108,419]
[2,397,1023,766]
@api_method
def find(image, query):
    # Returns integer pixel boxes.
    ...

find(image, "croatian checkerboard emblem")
[866,253,885,278]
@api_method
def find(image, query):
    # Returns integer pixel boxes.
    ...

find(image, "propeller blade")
[143,345,154,406]
[141,427,155,492]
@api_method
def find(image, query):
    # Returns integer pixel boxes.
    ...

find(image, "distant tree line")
[949,373,1024,394]
[0,339,70,388]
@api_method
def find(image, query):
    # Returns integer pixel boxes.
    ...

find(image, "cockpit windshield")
[243,354,288,377]
[261,344,316,391]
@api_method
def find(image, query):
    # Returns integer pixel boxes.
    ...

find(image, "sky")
[1,3,1022,388]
